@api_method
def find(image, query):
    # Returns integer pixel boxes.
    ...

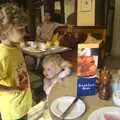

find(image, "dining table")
[48,74,115,120]
[22,46,71,58]
[21,43,71,70]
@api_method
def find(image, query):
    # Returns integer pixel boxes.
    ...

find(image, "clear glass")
[112,75,120,92]
[112,74,120,105]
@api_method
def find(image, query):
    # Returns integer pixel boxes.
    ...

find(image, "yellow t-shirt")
[0,43,32,120]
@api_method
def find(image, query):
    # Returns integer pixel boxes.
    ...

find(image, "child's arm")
[0,84,20,93]
[58,61,72,80]
[58,67,71,79]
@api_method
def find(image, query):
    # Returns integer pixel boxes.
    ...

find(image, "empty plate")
[50,96,86,120]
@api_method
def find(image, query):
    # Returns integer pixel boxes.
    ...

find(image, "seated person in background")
[36,12,61,42]
[42,54,72,96]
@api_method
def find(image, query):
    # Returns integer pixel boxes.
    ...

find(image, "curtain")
[111,0,120,56]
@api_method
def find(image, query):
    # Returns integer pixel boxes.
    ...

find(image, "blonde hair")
[42,54,72,72]
[0,3,28,40]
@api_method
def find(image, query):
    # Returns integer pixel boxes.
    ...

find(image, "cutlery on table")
[60,97,79,119]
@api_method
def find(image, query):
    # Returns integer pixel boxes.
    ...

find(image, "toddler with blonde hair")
[42,54,72,96]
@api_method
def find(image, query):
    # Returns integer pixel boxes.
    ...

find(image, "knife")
[60,97,79,119]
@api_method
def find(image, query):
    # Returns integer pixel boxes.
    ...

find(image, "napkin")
[28,101,52,120]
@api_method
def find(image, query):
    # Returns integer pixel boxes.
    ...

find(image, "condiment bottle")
[98,69,111,100]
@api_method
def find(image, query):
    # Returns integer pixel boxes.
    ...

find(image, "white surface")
[23,47,46,53]
[23,45,68,53]
[50,96,86,120]
[28,101,46,120]
[28,101,52,120]
[27,41,34,45]
[88,107,120,120]
[49,46,68,50]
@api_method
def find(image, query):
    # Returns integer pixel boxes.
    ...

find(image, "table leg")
[35,58,41,70]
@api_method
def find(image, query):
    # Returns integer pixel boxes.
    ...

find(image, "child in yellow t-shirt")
[0,3,32,120]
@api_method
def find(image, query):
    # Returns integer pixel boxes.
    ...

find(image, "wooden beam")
[60,0,65,23]
[75,0,77,25]
[27,0,36,41]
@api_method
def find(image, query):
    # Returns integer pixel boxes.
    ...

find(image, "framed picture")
[80,0,92,12]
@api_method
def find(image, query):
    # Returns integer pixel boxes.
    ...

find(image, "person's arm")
[0,84,20,93]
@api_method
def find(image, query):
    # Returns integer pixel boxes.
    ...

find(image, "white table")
[22,46,71,70]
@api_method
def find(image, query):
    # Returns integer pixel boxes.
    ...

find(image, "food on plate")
[104,114,120,120]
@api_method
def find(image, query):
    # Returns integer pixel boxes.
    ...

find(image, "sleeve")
[0,58,8,80]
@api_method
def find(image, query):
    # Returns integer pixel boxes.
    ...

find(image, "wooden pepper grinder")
[98,68,111,100]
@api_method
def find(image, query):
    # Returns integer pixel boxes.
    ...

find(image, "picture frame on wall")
[80,0,92,12]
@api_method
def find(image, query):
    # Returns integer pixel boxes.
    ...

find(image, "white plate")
[23,47,46,53]
[88,107,120,120]
[50,96,86,120]
[50,47,68,50]
[27,41,34,44]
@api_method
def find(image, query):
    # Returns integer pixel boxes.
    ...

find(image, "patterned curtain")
[111,0,120,56]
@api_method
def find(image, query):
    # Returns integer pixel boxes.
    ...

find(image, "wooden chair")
[53,25,107,70]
